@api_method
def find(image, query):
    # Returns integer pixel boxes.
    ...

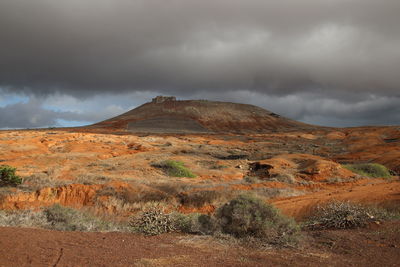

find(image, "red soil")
[0,222,399,266]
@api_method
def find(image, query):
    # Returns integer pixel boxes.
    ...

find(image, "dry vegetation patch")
[0,204,127,232]
[305,201,399,230]
[343,163,392,178]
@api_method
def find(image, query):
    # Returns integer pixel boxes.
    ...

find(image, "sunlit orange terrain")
[0,98,399,266]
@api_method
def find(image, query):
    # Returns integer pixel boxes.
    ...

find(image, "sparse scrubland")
[1,194,399,252]
[304,201,400,230]
[0,125,399,265]
[0,205,126,232]
[129,194,300,246]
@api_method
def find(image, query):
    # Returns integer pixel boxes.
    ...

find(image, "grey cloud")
[0,99,76,128]
[296,95,400,127]
[1,91,399,128]
[0,0,399,98]
[0,98,121,128]
[190,90,400,127]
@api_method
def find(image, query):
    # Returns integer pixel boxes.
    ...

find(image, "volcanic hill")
[94,96,314,133]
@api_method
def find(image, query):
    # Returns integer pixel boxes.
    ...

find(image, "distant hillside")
[93,96,315,133]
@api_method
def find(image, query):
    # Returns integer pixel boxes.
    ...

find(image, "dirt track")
[273,179,400,219]
[0,222,399,267]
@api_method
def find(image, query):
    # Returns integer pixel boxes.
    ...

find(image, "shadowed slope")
[94,97,315,133]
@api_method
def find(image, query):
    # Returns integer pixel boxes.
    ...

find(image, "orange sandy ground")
[0,126,399,219]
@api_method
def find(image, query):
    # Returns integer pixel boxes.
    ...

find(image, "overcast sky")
[0,0,399,128]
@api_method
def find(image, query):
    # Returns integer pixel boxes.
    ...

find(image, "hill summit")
[93,96,313,133]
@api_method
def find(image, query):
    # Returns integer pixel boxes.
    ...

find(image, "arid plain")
[0,98,399,266]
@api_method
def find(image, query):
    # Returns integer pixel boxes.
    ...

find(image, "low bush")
[343,163,391,178]
[0,210,49,228]
[130,207,176,235]
[0,165,22,186]
[216,194,299,245]
[44,204,121,232]
[128,195,301,246]
[172,212,217,235]
[152,160,196,178]
[305,201,385,230]
[0,205,125,232]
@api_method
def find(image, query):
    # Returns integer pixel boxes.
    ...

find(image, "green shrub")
[0,165,22,186]
[305,201,383,230]
[130,207,176,235]
[343,163,391,178]
[216,194,299,245]
[153,160,196,178]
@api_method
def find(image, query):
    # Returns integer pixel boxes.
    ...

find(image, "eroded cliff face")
[0,184,103,210]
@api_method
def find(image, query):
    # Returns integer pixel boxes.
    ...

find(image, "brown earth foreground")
[0,222,399,267]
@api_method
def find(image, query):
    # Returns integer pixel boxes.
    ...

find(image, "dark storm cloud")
[189,91,400,127]
[0,0,399,98]
[0,0,399,127]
